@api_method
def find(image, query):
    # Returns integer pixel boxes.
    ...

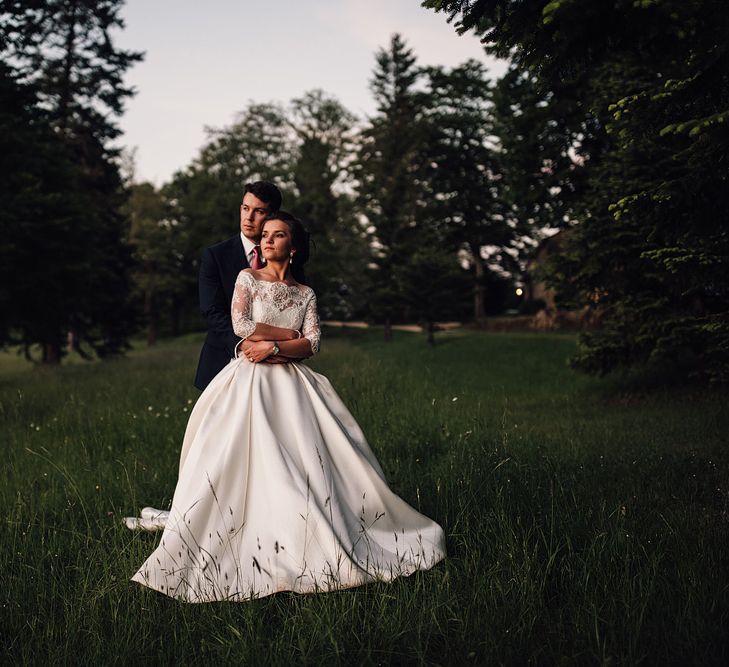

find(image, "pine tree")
[161,101,298,325]
[422,60,507,320]
[426,0,729,381]
[125,181,186,346]
[1,0,143,362]
[0,61,72,357]
[355,34,431,339]
[289,90,369,318]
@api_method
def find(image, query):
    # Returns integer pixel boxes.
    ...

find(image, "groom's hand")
[263,355,289,364]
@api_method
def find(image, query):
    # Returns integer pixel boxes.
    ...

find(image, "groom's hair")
[243,181,282,212]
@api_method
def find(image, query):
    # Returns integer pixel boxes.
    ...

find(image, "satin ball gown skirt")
[131,357,446,602]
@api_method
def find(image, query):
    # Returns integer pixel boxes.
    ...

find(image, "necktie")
[250,245,263,270]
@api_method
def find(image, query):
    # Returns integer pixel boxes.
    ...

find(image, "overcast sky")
[116,0,508,185]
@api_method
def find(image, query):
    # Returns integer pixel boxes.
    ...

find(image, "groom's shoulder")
[206,235,240,255]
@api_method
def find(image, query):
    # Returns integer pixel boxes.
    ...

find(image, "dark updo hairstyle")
[243,181,282,212]
[262,210,310,284]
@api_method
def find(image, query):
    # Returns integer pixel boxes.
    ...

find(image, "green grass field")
[1,329,728,665]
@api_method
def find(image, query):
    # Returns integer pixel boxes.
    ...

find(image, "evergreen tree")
[491,64,578,233]
[125,181,186,346]
[422,60,506,320]
[490,64,586,314]
[289,90,369,318]
[426,0,729,381]
[392,226,471,344]
[0,61,70,358]
[167,101,297,249]
[355,34,431,339]
[161,101,298,326]
[1,0,143,362]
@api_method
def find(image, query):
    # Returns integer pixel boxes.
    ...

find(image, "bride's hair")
[262,211,310,283]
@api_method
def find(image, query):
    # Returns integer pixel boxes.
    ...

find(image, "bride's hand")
[245,340,277,363]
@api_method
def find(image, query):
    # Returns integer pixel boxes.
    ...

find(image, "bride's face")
[261,219,294,263]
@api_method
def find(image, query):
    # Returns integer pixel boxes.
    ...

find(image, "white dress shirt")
[240,233,260,267]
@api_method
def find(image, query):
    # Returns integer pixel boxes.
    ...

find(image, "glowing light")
[515,287,523,296]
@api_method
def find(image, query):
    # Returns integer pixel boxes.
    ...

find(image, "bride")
[127,212,446,602]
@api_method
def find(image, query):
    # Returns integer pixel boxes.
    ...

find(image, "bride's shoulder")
[237,268,258,284]
[297,283,316,299]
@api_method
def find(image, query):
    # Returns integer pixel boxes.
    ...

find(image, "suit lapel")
[229,234,248,270]
[223,235,248,297]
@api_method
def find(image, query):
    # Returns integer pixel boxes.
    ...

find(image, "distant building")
[526,230,566,312]
[525,229,592,330]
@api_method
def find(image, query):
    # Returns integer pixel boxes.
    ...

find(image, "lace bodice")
[231,270,321,354]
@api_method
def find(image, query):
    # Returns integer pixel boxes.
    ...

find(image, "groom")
[194,181,282,390]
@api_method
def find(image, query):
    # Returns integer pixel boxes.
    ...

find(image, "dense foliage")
[10,2,725,373]
[136,34,530,342]
[0,0,143,362]
[425,0,729,381]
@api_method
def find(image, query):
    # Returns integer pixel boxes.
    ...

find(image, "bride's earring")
[289,252,294,265]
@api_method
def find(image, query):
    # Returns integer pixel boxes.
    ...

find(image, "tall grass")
[1,329,728,664]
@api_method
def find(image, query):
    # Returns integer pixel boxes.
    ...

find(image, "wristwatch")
[271,342,280,356]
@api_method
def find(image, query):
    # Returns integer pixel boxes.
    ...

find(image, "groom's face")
[240,192,270,241]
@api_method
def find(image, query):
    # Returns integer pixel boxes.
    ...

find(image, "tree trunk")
[67,329,92,360]
[170,295,181,338]
[147,322,157,347]
[426,320,435,346]
[473,257,485,320]
[145,289,157,347]
[43,342,61,364]
[384,317,392,342]
[58,1,78,132]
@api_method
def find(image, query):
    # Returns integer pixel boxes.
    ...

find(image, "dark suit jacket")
[194,235,248,390]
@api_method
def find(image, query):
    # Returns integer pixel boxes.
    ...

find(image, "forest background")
[2,2,729,663]
[1,0,727,383]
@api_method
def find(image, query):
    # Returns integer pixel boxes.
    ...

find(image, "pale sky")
[116,0,508,185]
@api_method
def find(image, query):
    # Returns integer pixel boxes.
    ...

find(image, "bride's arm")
[272,291,321,359]
[236,282,320,363]
[244,324,299,342]
[231,273,298,355]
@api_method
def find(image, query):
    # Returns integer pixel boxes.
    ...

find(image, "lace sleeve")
[302,291,321,355]
[231,271,257,342]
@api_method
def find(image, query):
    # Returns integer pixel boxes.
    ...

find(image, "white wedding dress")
[129,270,446,602]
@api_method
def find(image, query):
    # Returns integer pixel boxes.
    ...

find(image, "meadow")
[1,328,728,665]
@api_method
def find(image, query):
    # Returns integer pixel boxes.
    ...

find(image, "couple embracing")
[127,181,446,602]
